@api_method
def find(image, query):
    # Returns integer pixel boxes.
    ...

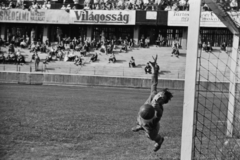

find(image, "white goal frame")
[180,0,239,160]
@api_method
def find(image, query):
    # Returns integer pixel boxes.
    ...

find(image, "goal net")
[191,1,240,160]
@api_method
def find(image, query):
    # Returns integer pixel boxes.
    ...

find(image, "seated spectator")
[156,34,161,47]
[0,37,5,47]
[164,4,172,11]
[20,40,27,48]
[135,0,144,10]
[171,40,180,57]
[206,41,213,52]
[84,2,91,10]
[145,62,152,74]
[90,52,98,62]
[100,42,107,54]
[66,4,72,10]
[202,42,207,51]
[31,51,38,62]
[40,42,47,53]
[179,0,187,10]
[80,43,87,56]
[75,42,82,51]
[221,42,227,51]
[120,39,128,53]
[8,43,15,54]
[129,39,134,49]
[160,37,167,46]
[69,42,74,50]
[74,56,83,66]
[108,53,116,63]
[117,0,124,10]
[139,37,144,48]
[0,53,5,63]
[43,53,52,64]
[49,46,57,56]
[67,49,76,61]
[202,3,210,11]
[42,3,48,9]
[58,41,65,50]
[61,4,66,9]
[144,0,155,10]
[129,56,136,68]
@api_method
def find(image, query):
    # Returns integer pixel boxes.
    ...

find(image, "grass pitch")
[0,84,184,160]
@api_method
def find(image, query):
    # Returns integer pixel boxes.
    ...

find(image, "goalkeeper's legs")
[147,124,164,152]
[132,116,144,132]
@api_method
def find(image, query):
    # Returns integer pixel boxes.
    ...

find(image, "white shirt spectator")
[130,0,136,4]
[20,41,27,47]
[73,0,79,4]
[164,5,171,11]
[172,3,179,11]
[46,1,51,9]
[155,0,162,5]
[84,3,90,10]
[42,4,48,9]
[66,4,71,9]
[179,0,186,6]
[143,0,149,5]
[61,5,66,9]
[230,0,238,7]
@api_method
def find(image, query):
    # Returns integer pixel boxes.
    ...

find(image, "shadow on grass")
[135,64,145,68]
[159,70,171,75]
[115,60,126,63]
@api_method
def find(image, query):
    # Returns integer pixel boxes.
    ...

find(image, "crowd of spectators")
[0,0,52,11]
[0,0,239,11]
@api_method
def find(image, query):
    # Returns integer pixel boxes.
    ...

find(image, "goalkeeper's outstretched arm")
[145,55,159,104]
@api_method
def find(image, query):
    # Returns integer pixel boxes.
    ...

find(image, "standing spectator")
[56,27,63,45]
[46,1,51,9]
[30,28,36,44]
[156,34,161,47]
[145,37,150,48]
[26,35,30,45]
[42,2,48,9]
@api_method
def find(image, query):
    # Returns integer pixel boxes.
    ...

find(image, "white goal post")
[180,0,239,160]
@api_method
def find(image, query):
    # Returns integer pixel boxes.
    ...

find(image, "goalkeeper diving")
[132,55,173,152]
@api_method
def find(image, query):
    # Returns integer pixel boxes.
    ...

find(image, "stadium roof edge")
[205,0,239,35]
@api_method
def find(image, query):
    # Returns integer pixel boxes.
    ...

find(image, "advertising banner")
[70,10,136,25]
[168,11,226,27]
[0,9,69,24]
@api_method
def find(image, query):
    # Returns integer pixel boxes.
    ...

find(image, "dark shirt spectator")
[129,56,136,68]
[145,62,152,74]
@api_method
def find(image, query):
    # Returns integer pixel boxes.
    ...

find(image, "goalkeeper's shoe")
[131,125,144,132]
[153,137,164,152]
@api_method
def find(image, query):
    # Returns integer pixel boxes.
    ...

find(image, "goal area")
[181,0,240,160]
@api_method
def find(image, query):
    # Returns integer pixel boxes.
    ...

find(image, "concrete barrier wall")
[0,71,237,92]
